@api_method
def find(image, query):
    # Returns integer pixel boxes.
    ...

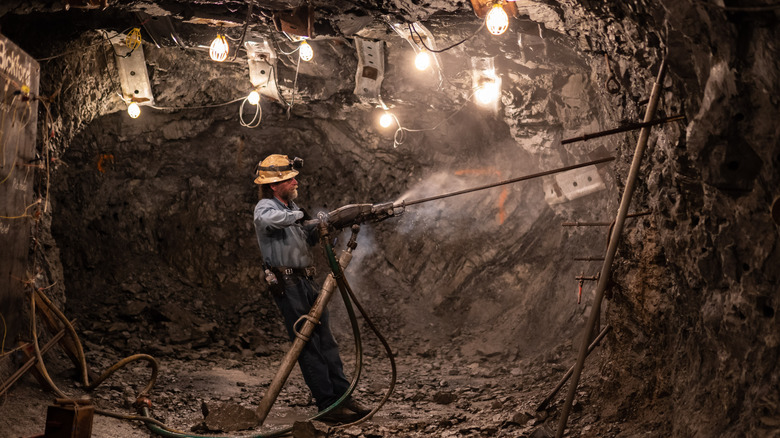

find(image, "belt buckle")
[282,268,293,276]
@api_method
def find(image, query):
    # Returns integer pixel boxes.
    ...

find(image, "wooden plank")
[0,34,40,357]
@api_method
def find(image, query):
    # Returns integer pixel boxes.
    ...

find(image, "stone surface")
[201,401,260,432]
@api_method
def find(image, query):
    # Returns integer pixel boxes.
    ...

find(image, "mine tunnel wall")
[9,1,778,436]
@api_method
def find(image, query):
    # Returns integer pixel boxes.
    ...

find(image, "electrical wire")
[0,91,18,167]
[36,26,138,62]
[0,199,41,220]
[228,0,254,62]
[408,20,485,53]
[269,64,291,108]
[99,34,125,107]
[287,51,302,119]
[238,97,262,128]
[38,99,55,213]
[101,29,140,59]
[0,97,33,186]
[150,96,245,111]
[269,31,302,57]
[390,92,475,148]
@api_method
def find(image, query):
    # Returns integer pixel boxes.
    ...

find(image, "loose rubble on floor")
[1,318,615,438]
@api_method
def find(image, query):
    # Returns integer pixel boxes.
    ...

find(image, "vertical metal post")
[555,59,667,438]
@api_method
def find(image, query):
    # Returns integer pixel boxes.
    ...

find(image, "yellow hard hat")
[253,154,303,184]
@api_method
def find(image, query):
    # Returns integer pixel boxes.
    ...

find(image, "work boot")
[316,406,362,424]
[342,397,371,416]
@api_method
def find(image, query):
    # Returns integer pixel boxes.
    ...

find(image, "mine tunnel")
[0,1,778,437]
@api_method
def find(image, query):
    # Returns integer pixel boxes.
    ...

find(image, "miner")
[252,154,369,422]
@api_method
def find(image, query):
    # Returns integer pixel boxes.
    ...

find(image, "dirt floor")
[0,331,613,438]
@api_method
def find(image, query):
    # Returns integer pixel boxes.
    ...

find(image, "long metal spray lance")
[398,156,615,208]
[316,156,617,230]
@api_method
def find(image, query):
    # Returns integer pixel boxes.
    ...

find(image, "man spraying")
[252,153,369,423]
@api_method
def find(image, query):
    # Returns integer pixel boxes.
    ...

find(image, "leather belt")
[274,266,316,278]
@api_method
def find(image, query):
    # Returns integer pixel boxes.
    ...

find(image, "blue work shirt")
[253,197,317,268]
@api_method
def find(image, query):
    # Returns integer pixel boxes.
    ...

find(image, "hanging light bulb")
[247,90,260,105]
[127,102,141,118]
[486,3,509,36]
[379,111,394,128]
[210,34,229,62]
[475,81,500,105]
[299,40,313,62]
[415,51,431,71]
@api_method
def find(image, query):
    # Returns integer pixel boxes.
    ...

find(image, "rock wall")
[559,1,780,436]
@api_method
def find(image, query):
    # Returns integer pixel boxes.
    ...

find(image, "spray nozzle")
[322,202,404,231]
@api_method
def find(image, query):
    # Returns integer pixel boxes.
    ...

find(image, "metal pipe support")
[555,59,667,438]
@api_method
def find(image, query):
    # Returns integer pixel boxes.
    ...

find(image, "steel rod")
[536,325,612,412]
[556,58,667,438]
[561,115,684,145]
[399,156,615,208]
[562,211,652,228]
[561,221,612,227]
[573,257,605,261]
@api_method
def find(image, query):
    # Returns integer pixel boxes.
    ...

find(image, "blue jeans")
[272,274,350,410]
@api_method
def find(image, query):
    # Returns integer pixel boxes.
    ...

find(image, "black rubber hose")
[330,273,397,429]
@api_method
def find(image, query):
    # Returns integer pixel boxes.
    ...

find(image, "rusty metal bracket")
[273,6,314,38]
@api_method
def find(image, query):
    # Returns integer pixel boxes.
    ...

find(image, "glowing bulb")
[127,102,141,118]
[486,4,509,36]
[247,90,260,105]
[299,40,313,62]
[209,34,229,62]
[475,81,500,105]
[415,51,431,71]
[379,112,394,128]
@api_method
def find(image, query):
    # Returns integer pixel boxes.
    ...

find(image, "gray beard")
[281,189,298,204]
